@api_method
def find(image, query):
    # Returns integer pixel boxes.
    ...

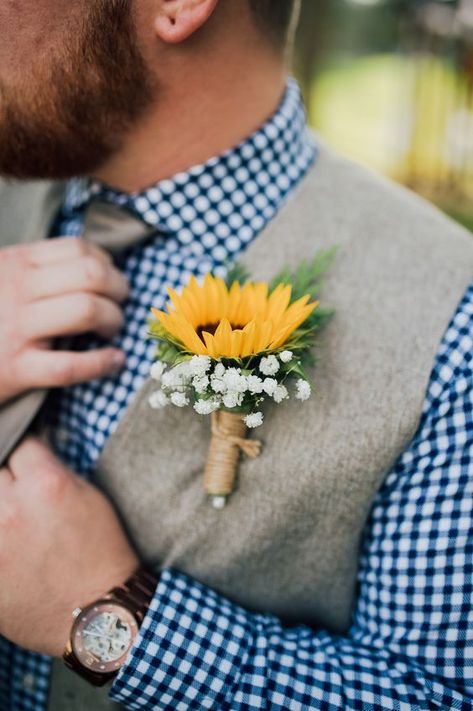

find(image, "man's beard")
[0,0,153,180]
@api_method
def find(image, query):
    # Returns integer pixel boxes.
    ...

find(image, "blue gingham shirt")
[1,79,472,710]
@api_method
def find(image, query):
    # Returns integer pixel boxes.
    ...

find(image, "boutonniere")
[147,248,336,509]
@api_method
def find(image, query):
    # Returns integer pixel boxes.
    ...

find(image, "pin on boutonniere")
[147,248,336,509]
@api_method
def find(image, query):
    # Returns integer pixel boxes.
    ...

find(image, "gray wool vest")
[0,144,471,710]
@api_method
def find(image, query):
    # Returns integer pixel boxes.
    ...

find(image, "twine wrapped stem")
[204,410,262,508]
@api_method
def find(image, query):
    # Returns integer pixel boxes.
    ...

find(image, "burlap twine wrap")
[204,411,262,496]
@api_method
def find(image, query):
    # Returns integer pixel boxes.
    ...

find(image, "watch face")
[71,601,139,674]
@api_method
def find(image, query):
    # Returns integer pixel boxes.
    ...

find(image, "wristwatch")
[63,567,159,686]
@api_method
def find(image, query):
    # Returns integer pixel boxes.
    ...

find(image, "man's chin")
[0,136,113,182]
[0,0,151,183]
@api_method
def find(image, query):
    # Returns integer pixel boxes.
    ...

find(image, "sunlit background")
[294,0,473,229]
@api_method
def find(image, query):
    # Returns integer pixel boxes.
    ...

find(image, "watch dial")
[83,611,131,661]
[72,602,139,674]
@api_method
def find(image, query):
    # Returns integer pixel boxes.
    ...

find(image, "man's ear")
[154,0,220,44]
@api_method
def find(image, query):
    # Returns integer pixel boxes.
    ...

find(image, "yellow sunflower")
[151,274,318,359]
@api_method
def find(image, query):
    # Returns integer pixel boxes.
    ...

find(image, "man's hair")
[249,0,299,48]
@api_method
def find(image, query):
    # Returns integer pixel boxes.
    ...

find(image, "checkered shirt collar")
[63,77,312,242]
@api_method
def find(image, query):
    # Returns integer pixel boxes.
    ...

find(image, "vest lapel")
[0,180,65,465]
[0,179,65,248]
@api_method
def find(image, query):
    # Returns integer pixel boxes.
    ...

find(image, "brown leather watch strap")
[108,567,159,623]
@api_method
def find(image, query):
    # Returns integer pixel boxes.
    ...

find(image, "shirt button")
[21,673,36,691]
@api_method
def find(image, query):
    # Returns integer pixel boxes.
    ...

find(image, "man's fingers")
[0,466,15,485]
[7,437,52,474]
[27,255,129,303]
[27,237,113,267]
[7,437,69,488]
[18,347,126,389]
[22,293,125,340]
[0,466,15,524]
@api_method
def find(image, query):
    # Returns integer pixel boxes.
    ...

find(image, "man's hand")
[0,237,129,404]
[0,437,139,656]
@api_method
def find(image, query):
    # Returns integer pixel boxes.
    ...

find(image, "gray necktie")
[82,199,157,255]
[0,198,156,467]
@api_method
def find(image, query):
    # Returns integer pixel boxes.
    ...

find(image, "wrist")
[52,553,140,658]
[62,565,159,685]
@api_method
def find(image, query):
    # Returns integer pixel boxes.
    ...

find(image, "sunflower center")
[196,321,245,343]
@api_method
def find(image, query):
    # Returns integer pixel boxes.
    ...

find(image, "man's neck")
[91,62,287,193]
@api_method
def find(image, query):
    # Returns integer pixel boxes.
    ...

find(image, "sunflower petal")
[279,297,317,330]
[233,282,253,324]
[167,288,197,323]
[151,307,166,321]
[266,284,292,322]
[240,321,257,356]
[229,329,244,358]
[269,303,318,348]
[228,281,243,324]
[172,318,208,355]
[254,319,274,352]
[213,318,233,357]
[252,282,269,318]
[202,331,218,358]
[188,276,208,321]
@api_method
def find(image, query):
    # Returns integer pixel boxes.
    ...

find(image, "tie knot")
[82,199,156,257]
[62,179,156,257]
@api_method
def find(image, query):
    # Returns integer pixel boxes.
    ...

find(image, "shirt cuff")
[109,568,255,710]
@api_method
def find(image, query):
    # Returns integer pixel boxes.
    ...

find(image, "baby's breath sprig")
[148,351,312,427]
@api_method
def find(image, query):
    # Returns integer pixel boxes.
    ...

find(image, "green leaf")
[224,261,251,288]
[269,246,338,301]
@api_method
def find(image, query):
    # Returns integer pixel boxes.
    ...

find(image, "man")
[0,1,471,709]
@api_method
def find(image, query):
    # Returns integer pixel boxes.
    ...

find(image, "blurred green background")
[294,0,473,229]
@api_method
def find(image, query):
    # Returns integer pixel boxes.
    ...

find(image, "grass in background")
[309,53,473,230]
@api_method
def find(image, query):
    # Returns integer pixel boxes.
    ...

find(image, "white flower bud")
[262,377,278,396]
[173,361,192,382]
[210,375,226,394]
[259,355,280,376]
[246,375,264,394]
[222,368,247,393]
[279,350,293,363]
[189,355,211,377]
[193,375,210,394]
[295,379,311,401]
[222,391,243,409]
[214,362,226,378]
[273,384,289,403]
[161,370,173,388]
[162,362,191,389]
[150,361,166,381]
[244,412,264,428]
[194,398,220,415]
[170,391,190,407]
[148,390,169,409]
